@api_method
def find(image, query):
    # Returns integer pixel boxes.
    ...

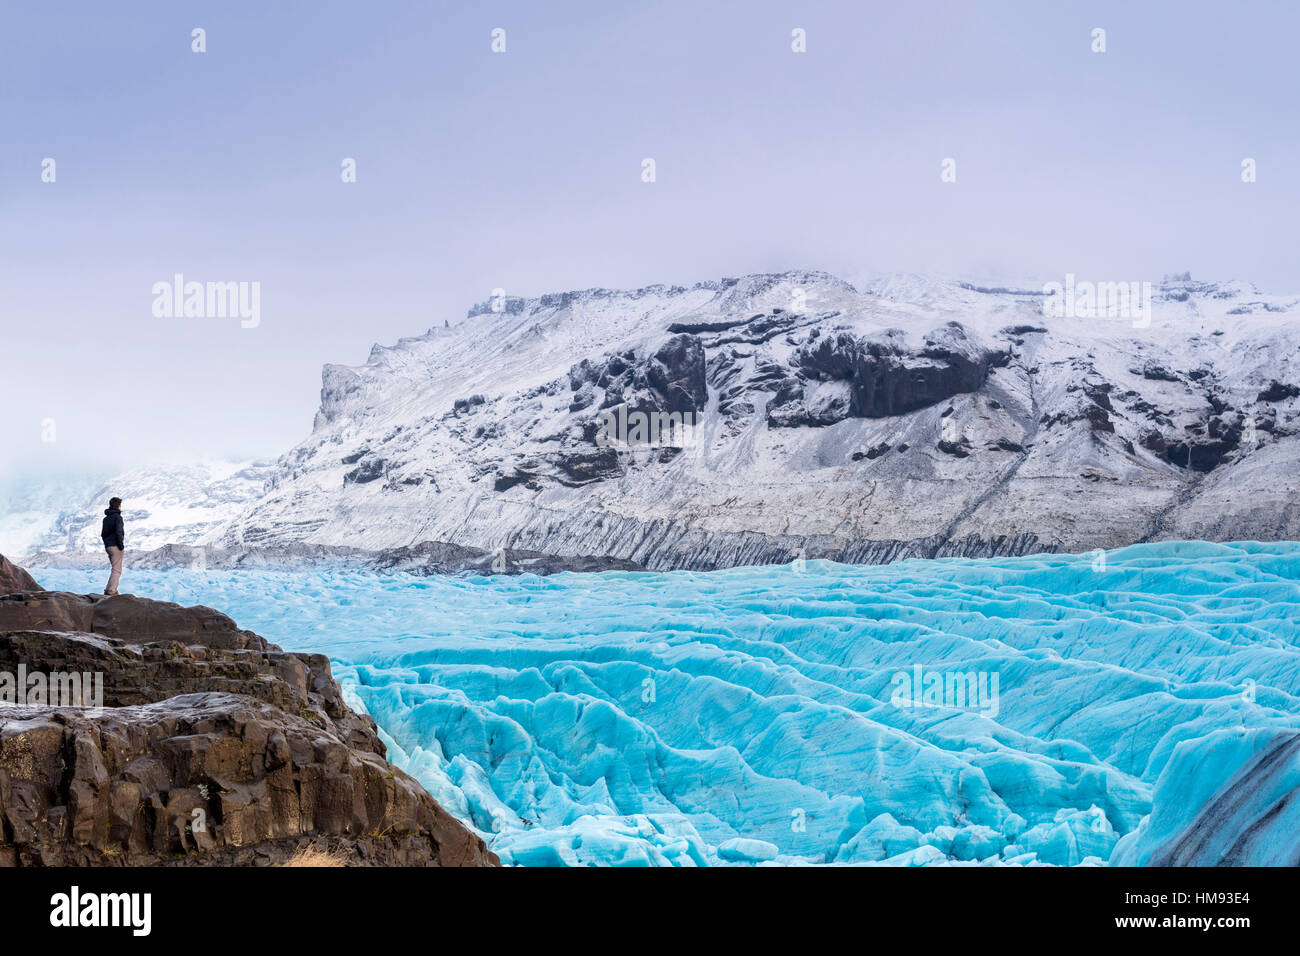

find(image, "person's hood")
[104,508,120,515]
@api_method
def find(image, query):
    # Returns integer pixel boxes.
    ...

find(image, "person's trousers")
[104,546,123,595]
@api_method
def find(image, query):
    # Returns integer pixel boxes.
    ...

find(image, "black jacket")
[101,508,125,550]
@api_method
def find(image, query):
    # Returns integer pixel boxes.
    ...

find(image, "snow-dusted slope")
[212,272,1300,570]
[12,460,274,561]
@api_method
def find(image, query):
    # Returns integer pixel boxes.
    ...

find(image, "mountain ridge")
[18,270,1299,573]
[198,270,1300,571]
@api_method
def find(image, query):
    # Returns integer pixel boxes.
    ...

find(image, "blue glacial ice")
[34,540,1300,866]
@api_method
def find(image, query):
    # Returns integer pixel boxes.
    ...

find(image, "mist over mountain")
[4,461,274,561]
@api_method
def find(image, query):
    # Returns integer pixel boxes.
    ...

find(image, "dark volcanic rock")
[0,562,498,868]
[1142,416,1243,472]
[851,442,893,462]
[1258,381,1300,403]
[667,317,749,334]
[1084,403,1115,433]
[556,447,624,484]
[344,456,387,484]
[568,382,596,412]
[937,438,973,458]
[769,324,1002,427]
[453,394,487,414]
[701,311,804,347]
[647,334,708,414]
[493,470,535,492]
[569,334,708,419]
[0,556,40,595]
[1137,361,1181,383]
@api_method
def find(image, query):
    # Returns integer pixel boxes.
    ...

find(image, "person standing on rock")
[101,496,125,596]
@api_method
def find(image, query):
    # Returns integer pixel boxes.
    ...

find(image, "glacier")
[33,540,1300,866]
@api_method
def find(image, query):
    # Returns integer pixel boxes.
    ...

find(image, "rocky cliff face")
[201,271,1300,571]
[0,556,498,867]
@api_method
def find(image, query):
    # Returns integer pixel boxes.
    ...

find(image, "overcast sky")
[3,0,1297,476]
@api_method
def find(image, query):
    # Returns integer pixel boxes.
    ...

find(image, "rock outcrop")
[767,323,1006,427]
[569,333,709,420]
[0,556,498,867]
[0,556,40,595]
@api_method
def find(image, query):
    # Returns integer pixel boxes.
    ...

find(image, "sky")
[2,0,1298,477]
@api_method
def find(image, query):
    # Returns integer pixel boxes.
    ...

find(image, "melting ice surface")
[36,541,1300,866]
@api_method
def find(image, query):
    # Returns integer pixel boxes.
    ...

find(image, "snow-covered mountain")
[9,460,274,561]
[209,271,1300,570]
[0,474,105,560]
